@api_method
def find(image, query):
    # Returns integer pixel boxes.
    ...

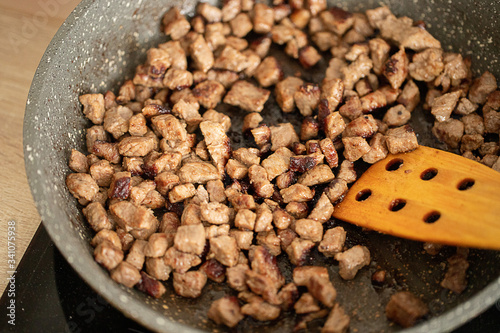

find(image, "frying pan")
[24,0,500,332]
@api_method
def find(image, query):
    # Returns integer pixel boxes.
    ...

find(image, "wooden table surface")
[0,0,82,294]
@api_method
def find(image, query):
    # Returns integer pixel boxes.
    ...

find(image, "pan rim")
[23,0,500,332]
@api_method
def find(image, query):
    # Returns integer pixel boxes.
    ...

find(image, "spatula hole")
[420,168,438,181]
[424,211,441,223]
[457,178,475,191]
[389,199,406,211]
[386,158,404,171]
[356,189,372,201]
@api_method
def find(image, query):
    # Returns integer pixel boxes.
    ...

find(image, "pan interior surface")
[24,0,500,332]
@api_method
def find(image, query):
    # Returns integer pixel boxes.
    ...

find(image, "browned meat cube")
[79,93,105,125]
[273,4,292,22]
[337,160,357,184]
[206,69,239,89]
[224,80,270,112]
[342,136,370,162]
[90,229,121,249]
[322,304,350,333]
[308,193,334,223]
[192,80,225,109]
[431,91,461,122]
[255,56,282,87]
[141,103,170,119]
[432,119,464,149]
[200,259,226,283]
[325,179,347,205]
[189,35,214,73]
[383,48,409,90]
[385,125,419,154]
[143,233,168,258]
[241,297,281,321]
[408,48,444,83]
[343,114,379,138]
[221,0,241,21]
[275,76,304,112]
[164,247,202,273]
[66,173,99,202]
[277,228,298,252]
[234,209,256,231]
[174,224,206,256]
[341,54,373,90]
[324,112,346,140]
[163,68,193,90]
[205,23,226,51]
[110,262,141,288]
[159,40,188,70]
[252,3,274,33]
[368,38,390,75]
[151,114,187,141]
[162,7,190,40]
[103,106,133,140]
[226,264,250,291]
[469,71,497,104]
[117,137,156,157]
[226,159,248,180]
[334,245,370,280]
[270,123,299,151]
[69,149,89,173]
[168,183,196,203]
[205,179,225,203]
[383,104,411,127]
[298,45,321,69]
[182,203,201,226]
[286,238,314,266]
[229,193,257,210]
[89,160,114,187]
[249,245,285,288]
[288,8,310,28]
[484,109,500,134]
[205,224,230,240]
[86,125,109,152]
[83,202,112,232]
[125,239,147,270]
[229,12,252,38]
[250,203,271,232]
[397,80,420,112]
[232,148,260,167]
[360,90,388,113]
[145,257,172,281]
[294,84,320,117]
[248,165,273,198]
[244,269,281,305]
[294,293,321,314]
[173,271,207,298]
[214,46,250,72]
[242,112,263,133]
[270,208,291,230]
[295,219,323,242]
[300,116,320,141]
[208,296,244,328]
[455,98,478,116]
[191,15,205,34]
[306,274,336,307]
[318,227,346,257]
[251,124,271,148]
[94,241,123,271]
[386,291,429,328]
[153,172,179,196]
[289,153,323,173]
[129,180,156,205]
[177,162,220,184]
[127,114,148,137]
[230,230,254,250]
[145,47,172,79]
[197,2,222,22]
[261,147,294,181]
[286,201,309,219]
[461,134,484,153]
[210,235,239,267]
[363,133,389,164]
[201,202,231,225]
[462,113,485,135]
[298,164,335,186]
[136,271,167,298]
[293,266,328,286]
[281,184,314,203]
[320,7,354,35]
[312,31,339,51]
[441,254,469,294]
[202,109,231,133]
[319,138,338,168]
[256,230,281,257]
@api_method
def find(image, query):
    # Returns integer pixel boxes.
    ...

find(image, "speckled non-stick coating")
[24,0,500,332]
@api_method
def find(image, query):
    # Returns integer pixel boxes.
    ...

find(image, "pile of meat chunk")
[66,0,500,331]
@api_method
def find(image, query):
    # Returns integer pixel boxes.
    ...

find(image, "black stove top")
[1,224,499,332]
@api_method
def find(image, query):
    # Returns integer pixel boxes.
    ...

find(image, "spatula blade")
[332,146,500,250]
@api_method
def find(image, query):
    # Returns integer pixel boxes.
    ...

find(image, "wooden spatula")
[332,146,500,250]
